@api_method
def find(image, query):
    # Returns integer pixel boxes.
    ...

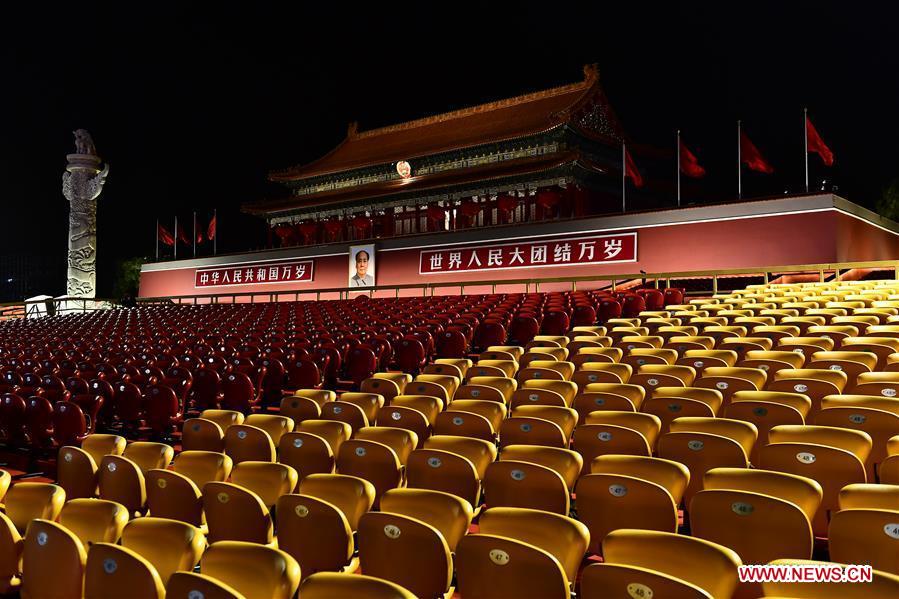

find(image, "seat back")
[21,519,87,599]
[298,473,376,532]
[121,517,205,585]
[200,540,301,599]
[98,455,146,517]
[6,482,66,534]
[456,534,569,599]
[276,494,353,580]
[336,440,402,508]
[602,529,742,599]
[298,572,417,599]
[577,455,688,553]
[278,432,335,480]
[358,511,453,598]
[84,542,165,599]
[123,442,174,474]
[231,461,298,508]
[181,418,225,452]
[202,481,273,544]
[59,498,129,546]
[57,446,99,500]
[224,424,276,464]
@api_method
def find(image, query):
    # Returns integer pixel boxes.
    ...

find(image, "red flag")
[196,228,205,244]
[679,140,706,178]
[624,147,644,188]
[739,130,774,174]
[207,214,217,240]
[176,221,190,245]
[157,223,174,246]
[806,116,834,166]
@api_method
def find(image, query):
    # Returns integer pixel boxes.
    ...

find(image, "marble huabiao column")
[61,129,108,298]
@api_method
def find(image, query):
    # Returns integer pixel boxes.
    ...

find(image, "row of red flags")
[624,116,834,188]
[157,215,216,247]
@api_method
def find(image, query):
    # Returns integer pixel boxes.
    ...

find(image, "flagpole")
[737,120,742,199]
[193,211,197,258]
[621,143,626,213]
[803,107,809,193]
[155,218,159,262]
[676,130,681,207]
[174,215,178,260]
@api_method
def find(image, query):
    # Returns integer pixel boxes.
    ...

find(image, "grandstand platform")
[3,273,899,596]
[140,193,899,300]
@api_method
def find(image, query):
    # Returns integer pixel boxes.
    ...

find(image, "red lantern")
[460,200,482,217]
[536,187,561,208]
[299,221,318,244]
[323,219,343,233]
[273,224,293,244]
[496,193,518,212]
[426,205,446,221]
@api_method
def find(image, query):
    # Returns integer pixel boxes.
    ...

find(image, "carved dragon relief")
[62,129,108,298]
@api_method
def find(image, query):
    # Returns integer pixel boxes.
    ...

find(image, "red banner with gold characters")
[419,232,637,274]
[195,259,314,288]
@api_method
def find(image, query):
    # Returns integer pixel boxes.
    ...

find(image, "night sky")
[2,2,897,299]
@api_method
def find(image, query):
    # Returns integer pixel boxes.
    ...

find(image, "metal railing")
[21,297,118,318]
[135,259,899,306]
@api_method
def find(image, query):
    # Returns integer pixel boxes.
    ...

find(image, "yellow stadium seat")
[390,395,442,424]
[202,481,273,545]
[223,424,276,465]
[360,378,400,405]
[298,572,416,599]
[484,445,581,514]
[200,541,301,599]
[572,362,633,386]
[21,519,86,599]
[572,383,645,418]
[816,394,899,479]
[641,386,724,435]
[181,418,226,452]
[658,417,757,505]
[319,400,369,433]
[456,508,585,599]
[278,432,335,480]
[296,419,352,456]
[0,512,19,594]
[84,542,164,599]
[298,473,376,533]
[359,489,472,597]
[690,467,822,563]
[97,455,146,518]
[81,434,127,467]
[200,409,245,430]
[577,455,689,552]
[230,461,298,509]
[575,411,662,468]
[276,493,357,579]
[336,439,402,508]
[629,364,696,391]
[57,446,99,500]
[354,427,418,466]
[59,498,129,546]
[589,529,742,599]
[121,517,205,585]
[724,390,811,463]
[122,442,174,474]
[760,424,872,536]
[165,572,243,599]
